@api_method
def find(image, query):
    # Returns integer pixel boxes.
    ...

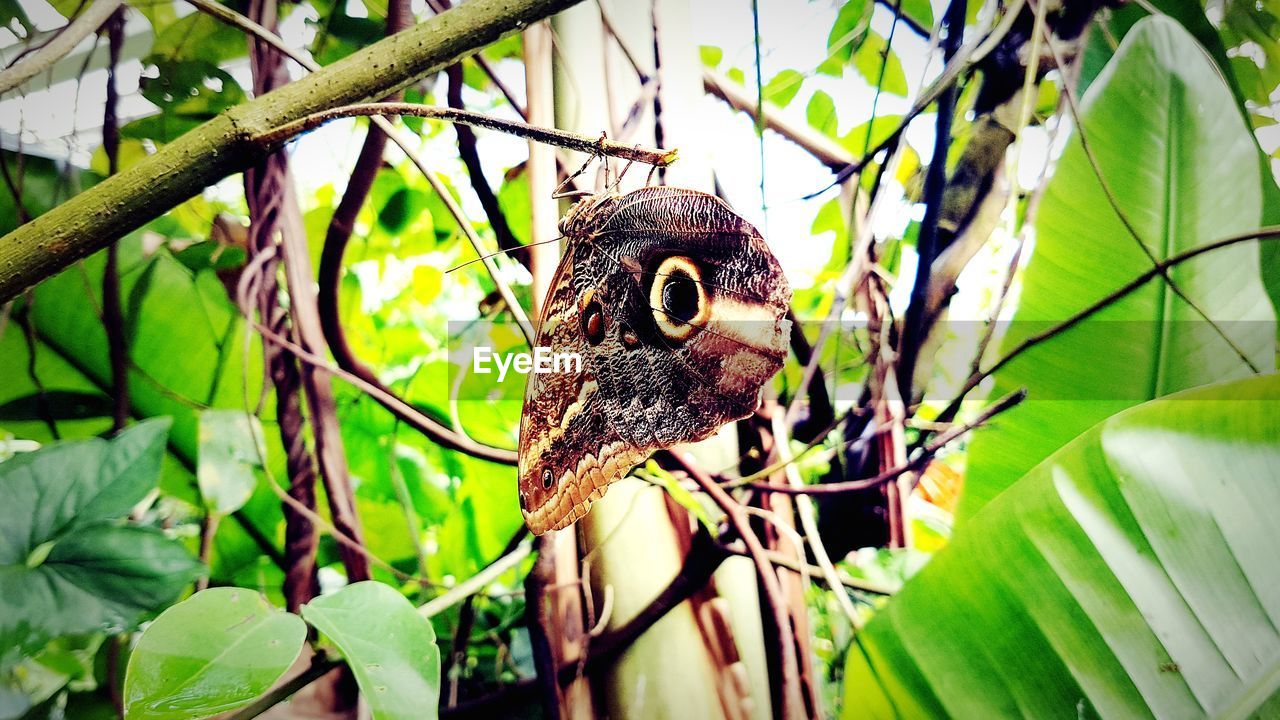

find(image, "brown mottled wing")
[517,241,646,534]
[518,187,791,535]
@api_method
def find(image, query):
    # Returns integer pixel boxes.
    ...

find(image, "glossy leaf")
[123,587,306,720]
[843,374,1280,718]
[301,582,441,720]
[961,16,1276,518]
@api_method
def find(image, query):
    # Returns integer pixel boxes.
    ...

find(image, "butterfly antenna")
[445,236,565,274]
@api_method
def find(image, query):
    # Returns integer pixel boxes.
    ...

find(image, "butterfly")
[517,186,792,535]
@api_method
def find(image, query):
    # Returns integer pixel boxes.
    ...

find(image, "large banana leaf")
[843,373,1280,719]
[961,16,1276,519]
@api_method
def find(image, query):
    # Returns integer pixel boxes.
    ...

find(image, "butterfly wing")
[517,240,648,534]
[517,187,791,535]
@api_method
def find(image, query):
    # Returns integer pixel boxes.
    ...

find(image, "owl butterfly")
[518,186,792,535]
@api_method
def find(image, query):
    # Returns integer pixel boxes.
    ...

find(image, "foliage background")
[0,0,1278,717]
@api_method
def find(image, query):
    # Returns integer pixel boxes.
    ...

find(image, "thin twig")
[874,0,930,38]
[936,227,1280,421]
[725,544,892,596]
[754,388,1026,495]
[769,411,860,627]
[703,70,854,172]
[419,541,532,618]
[446,64,525,263]
[255,103,678,168]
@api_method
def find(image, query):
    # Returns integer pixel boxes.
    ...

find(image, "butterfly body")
[518,187,792,535]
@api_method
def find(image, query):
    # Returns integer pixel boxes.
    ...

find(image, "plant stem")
[226,656,342,720]
[254,102,677,167]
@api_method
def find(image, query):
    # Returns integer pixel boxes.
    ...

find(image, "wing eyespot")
[541,468,554,490]
[582,299,606,345]
[649,255,710,341]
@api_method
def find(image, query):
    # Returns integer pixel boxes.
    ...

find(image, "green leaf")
[0,0,34,37]
[838,114,903,158]
[301,582,441,720]
[899,0,933,29]
[853,31,907,96]
[0,150,85,233]
[0,418,171,543]
[827,0,871,63]
[806,90,838,137]
[198,410,265,516]
[148,14,247,65]
[310,6,384,65]
[0,419,201,657]
[762,69,805,108]
[961,16,1276,519]
[134,61,246,140]
[843,374,1280,718]
[135,0,178,37]
[124,587,306,720]
[699,45,723,68]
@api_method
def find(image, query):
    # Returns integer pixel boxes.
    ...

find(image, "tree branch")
[0,0,124,95]
[702,70,854,172]
[0,0,587,302]
[446,64,525,263]
[896,0,967,402]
